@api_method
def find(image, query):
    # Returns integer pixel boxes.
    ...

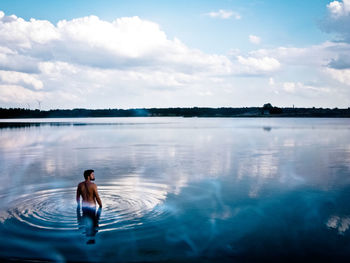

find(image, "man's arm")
[94,185,102,207]
[76,184,81,206]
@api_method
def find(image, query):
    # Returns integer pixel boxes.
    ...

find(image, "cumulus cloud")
[0,13,59,49]
[237,56,280,73]
[252,41,350,89]
[55,15,169,62]
[243,41,350,105]
[1,9,292,109]
[327,0,350,17]
[249,35,261,44]
[0,84,47,103]
[0,10,348,109]
[0,70,43,90]
[248,42,350,72]
[206,10,241,20]
[0,11,242,107]
[0,12,233,73]
[325,68,350,85]
[280,81,331,95]
[322,0,350,42]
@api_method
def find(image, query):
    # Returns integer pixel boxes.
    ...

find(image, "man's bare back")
[76,170,102,208]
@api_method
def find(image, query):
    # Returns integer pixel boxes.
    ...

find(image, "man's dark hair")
[84,169,94,180]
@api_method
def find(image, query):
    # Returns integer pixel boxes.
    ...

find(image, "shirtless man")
[76,169,102,208]
[76,169,102,243]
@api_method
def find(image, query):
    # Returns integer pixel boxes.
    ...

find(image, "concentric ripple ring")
[0,181,172,235]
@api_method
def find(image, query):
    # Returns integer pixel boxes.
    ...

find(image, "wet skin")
[76,172,102,208]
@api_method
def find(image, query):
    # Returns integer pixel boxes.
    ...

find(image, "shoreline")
[1,106,350,119]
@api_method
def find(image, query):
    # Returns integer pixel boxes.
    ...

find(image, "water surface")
[0,117,349,262]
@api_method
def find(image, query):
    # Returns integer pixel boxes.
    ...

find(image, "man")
[76,169,102,244]
[76,169,102,208]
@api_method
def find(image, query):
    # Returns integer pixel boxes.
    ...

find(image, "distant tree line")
[1,104,350,118]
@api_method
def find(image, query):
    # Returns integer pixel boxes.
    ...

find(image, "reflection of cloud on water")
[1,117,350,261]
[208,181,232,220]
[283,138,296,148]
[45,158,56,174]
[169,171,189,195]
[0,127,81,150]
[326,215,350,235]
[237,149,278,198]
[0,128,82,179]
[343,145,350,170]
[0,132,46,149]
[2,118,350,206]
[237,150,278,180]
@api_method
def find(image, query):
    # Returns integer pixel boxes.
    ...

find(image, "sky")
[0,0,350,109]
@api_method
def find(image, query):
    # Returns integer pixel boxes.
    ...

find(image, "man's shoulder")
[77,181,97,188]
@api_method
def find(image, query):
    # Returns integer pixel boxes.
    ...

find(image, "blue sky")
[0,0,349,109]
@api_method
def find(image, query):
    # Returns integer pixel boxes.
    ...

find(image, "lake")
[0,117,349,262]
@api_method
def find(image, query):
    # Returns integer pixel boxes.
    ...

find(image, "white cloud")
[283,82,296,93]
[246,42,350,85]
[0,12,233,73]
[38,61,78,76]
[0,70,43,90]
[237,56,280,73]
[327,0,350,17]
[206,10,241,20]
[0,84,47,103]
[56,15,168,59]
[249,42,339,66]
[0,15,59,49]
[0,10,349,109]
[281,81,331,94]
[249,35,261,44]
[0,11,242,108]
[325,68,350,85]
[323,1,350,42]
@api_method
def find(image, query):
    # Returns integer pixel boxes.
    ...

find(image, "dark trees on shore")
[0,105,349,118]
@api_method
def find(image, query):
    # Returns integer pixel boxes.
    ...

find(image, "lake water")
[0,117,349,262]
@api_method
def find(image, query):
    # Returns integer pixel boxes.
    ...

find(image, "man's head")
[84,169,95,181]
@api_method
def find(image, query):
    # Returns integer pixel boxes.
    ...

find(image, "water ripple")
[0,181,171,235]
